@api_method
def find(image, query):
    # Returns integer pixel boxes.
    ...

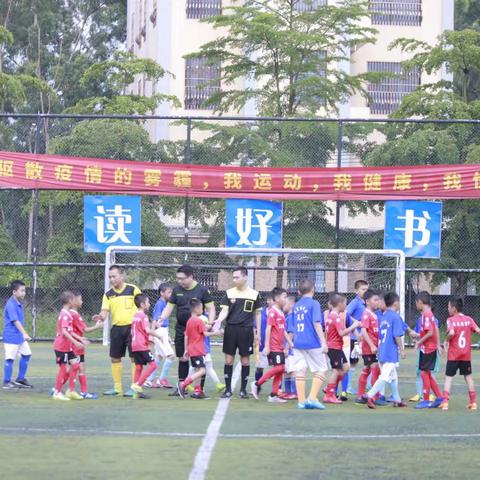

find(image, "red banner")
[0,151,479,200]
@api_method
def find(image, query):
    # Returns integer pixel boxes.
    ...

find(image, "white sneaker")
[268,395,288,403]
[53,391,70,401]
[250,382,259,400]
[144,380,153,388]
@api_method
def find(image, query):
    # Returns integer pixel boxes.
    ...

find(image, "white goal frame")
[103,246,406,345]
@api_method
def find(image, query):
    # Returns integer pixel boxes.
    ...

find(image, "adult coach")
[157,265,216,395]
[216,267,261,399]
[94,265,141,397]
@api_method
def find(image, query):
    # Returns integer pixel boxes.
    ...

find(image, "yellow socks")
[309,373,326,400]
[296,376,306,404]
[111,363,123,393]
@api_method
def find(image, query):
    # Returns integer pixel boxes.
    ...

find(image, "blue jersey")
[153,298,168,327]
[346,295,365,339]
[259,306,268,351]
[204,335,211,354]
[378,309,405,363]
[2,296,25,345]
[285,312,294,353]
[292,297,322,350]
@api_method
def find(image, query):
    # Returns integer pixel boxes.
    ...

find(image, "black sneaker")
[221,390,233,399]
[239,390,249,399]
[355,396,367,405]
[14,379,33,389]
[191,391,209,400]
[2,382,18,390]
[177,382,186,399]
[168,388,180,397]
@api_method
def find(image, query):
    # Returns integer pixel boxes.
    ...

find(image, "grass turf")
[1,343,479,480]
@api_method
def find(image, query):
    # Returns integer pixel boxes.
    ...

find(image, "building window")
[185,57,221,110]
[367,62,420,115]
[294,0,327,11]
[369,0,422,26]
[287,255,326,292]
[186,0,222,19]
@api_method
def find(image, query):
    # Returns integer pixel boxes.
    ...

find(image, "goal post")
[103,246,406,345]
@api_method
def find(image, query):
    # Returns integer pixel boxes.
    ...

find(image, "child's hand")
[181,354,188,362]
[92,314,103,323]
[81,337,90,346]
[371,345,378,354]
[262,347,270,356]
[321,345,328,354]
[95,320,104,329]
[23,332,32,341]
[400,349,406,360]
[409,330,420,339]
[74,340,83,349]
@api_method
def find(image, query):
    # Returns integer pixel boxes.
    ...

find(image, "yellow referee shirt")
[101,283,141,327]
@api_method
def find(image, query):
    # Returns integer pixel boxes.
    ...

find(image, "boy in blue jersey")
[366,292,407,409]
[292,279,328,410]
[343,280,368,397]
[146,283,174,388]
[282,295,297,400]
[2,280,33,389]
[255,294,274,394]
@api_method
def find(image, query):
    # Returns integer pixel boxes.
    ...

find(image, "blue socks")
[159,357,173,381]
[3,358,14,384]
[284,377,292,393]
[341,371,349,392]
[17,355,31,381]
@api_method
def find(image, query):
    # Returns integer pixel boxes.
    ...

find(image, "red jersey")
[446,314,479,361]
[267,307,286,352]
[185,316,207,357]
[325,311,345,350]
[361,309,378,355]
[71,310,86,355]
[131,311,150,352]
[53,308,74,352]
[420,310,438,354]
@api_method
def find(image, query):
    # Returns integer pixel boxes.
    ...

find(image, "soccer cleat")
[80,392,98,400]
[355,396,367,405]
[297,402,307,409]
[53,391,70,401]
[123,388,136,398]
[340,392,348,401]
[367,397,376,409]
[268,395,288,403]
[216,383,226,393]
[374,398,389,407]
[143,380,153,388]
[467,402,477,411]
[393,401,407,408]
[306,399,326,410]
[50,387,55,396]
[440,400,449,411]
[250,382,260,400]
[323,395,342,404]
[130,383,144,394]
[429,397,444,409]
[14,378,33,389]
[285,393,298,400]
[186,385,195,394]
[387,395,396,403]
[168,388,180,397]
[66,389,83,400]
[409,394,421,402]
[2,382,18,390]
[415,400,432,409]
[429,394,436,402]
[103,388,122,396]
[177,382,186,399]
[191,391,209,400]
[239,390,249,399]
[221,390,233,399]
[158,378,174,389]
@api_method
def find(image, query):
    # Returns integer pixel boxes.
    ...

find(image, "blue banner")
[84,195,141,253]
[384,200,442,258]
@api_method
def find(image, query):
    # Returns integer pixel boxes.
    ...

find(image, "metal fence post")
[334,120,343,290]
[184,118,192,247]
[31,117,41,339]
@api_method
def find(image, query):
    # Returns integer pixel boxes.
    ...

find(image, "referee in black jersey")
[217,267,262,399]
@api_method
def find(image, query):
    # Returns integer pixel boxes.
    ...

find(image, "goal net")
[102,246,405,344]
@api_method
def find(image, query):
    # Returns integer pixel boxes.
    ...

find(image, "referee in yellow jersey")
[94,265,141,397]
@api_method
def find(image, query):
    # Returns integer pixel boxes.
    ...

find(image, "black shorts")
[110,325,132,359]
[363,354,378,367]
[79,354,85,363]
[350,339,359,366]
[419,351,437,371]
[55,350,78,365]
[446,360,472,377]
[268,352,285,366]
[223,325,254,357]
[328,349,347,370]
[190,356,206,369]
[175,330,185,358]
[133,350,155,366]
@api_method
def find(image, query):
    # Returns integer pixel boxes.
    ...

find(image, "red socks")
[55,364,68,392]
[79,373,88,394]
[421,371,431,400]
[469,390,476,403]
[443,390,450,401]
[272,371,283,396]
[358,367,370,397]
[257,365,284,387]
[430,374,442,398]
[68,363,80,391]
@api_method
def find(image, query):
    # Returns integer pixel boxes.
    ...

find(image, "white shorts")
[4,342,32,360]
[204,353,212,364]
[285,354,296,374]
[379,362,398,383]
[294,348,328,374]
[153,327,174,358]
[256,352,269,369]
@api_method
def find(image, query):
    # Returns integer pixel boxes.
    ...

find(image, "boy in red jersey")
[355,290,382,405]
[70,290,103,399]
[178,298,222,398]
[440,296,480,411]
[251,287,293,403]
[414,291,444,409]
[130,294,164,399]
[53,291,84,401]
[323,293,360,405]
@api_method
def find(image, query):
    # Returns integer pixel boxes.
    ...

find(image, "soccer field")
[1,343,479,480]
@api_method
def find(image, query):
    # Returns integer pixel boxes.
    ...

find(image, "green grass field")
[1,343,479,480]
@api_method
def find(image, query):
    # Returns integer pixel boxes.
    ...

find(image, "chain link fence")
[1,113,480,338]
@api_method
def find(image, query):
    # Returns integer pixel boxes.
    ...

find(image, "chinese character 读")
[94,205,133,244]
